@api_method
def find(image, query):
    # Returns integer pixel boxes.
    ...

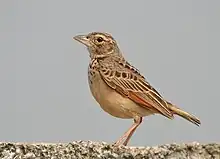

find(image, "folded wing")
[99,60,174,119]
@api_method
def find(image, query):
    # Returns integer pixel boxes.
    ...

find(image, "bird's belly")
[89,73,153,119]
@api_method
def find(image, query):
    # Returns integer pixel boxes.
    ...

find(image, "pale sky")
[0,1,219,146]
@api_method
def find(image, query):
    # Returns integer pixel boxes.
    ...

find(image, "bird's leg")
[123,117,142,146]
[114,117,142,146]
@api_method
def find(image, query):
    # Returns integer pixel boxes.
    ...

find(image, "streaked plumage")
[73,32,200,146]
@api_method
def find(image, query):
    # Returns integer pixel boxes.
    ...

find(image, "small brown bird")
[73,32,201,146]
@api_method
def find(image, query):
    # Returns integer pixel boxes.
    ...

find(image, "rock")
[0,141,219,159]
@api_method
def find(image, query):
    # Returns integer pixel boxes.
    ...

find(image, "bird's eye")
[97,37,104,43]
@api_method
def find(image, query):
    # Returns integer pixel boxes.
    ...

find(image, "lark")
[73,32,200,146]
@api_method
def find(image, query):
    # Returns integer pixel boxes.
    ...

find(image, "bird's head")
[73,32,120,59]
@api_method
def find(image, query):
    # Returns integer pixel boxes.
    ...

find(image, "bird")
[73,32,201,146]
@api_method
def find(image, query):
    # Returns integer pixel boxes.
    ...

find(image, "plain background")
[0,1,219,146]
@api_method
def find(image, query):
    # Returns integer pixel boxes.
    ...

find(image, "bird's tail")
[168,102,201,126]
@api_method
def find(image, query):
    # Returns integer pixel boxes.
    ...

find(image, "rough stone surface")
[0,141,219,159]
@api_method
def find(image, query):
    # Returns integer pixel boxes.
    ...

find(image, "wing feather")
[99,61,173,119]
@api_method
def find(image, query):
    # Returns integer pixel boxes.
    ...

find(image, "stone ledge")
[0,141,219,159]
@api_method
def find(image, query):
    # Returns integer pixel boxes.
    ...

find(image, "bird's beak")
[73,35,90,47]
